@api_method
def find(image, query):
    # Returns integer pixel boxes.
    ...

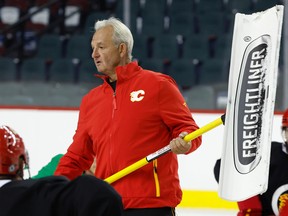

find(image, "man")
[214,109,288,216]
[55,17,202,216]
[0,125,123,216]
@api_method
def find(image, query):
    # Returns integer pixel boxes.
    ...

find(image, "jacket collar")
[96,61,141,83]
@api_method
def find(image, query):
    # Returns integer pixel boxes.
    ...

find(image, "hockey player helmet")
[0,125,29,177]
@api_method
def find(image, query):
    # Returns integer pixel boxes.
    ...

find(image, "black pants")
[123,207,175,216]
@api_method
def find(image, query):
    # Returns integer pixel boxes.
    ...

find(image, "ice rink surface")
[176,208,237,216]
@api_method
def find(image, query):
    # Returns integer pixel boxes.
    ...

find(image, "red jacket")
[279,193,288,216]
[55,61,202,209]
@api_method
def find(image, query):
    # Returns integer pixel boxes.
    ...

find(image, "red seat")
[25,6,50,32]
[0,0,29,32]
[4,0,28,12]
[63,0,91,33]
[25,0,59,33]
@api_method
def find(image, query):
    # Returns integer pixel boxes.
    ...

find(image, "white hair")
[95,17,134,60]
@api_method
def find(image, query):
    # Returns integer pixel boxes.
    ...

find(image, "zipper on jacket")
[112,92,117,119]
[110,91,117,174]
[153,159,160,197]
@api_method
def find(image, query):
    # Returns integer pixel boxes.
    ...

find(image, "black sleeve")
[0,175,123,216]
[54,175,124,216]
[214,159,221,183]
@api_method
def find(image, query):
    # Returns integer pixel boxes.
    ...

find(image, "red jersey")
[55,61,202,209]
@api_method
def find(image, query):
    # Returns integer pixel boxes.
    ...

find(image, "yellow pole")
[183,115,224,142]
[105,114,225,184]
[105,158,148,184]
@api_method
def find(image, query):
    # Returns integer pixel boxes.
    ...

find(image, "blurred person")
[214,108,288,216]
[0,125,123,216]
[33,154,96,178]
[32,154,63,179]
[55,17,202,216]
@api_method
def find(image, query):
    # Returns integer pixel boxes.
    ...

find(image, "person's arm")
[213,158,221,183]
[54,96,94,179]
[83,158,97,176]
[54,175,124,216]
[159,77,202,154]
[33,154,63,179]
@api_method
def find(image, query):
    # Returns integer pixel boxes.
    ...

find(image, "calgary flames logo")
[130,90,145,102]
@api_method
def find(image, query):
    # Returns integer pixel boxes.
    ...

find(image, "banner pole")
[105,114,225,184]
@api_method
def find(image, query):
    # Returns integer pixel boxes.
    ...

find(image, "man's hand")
[169,132,191,154]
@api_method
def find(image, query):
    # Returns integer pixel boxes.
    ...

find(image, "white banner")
[219,5,284,201]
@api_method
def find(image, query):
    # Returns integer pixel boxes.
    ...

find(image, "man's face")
[91,26,121,76]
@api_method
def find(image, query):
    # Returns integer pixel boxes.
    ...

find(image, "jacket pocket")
[153,159,160,197]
